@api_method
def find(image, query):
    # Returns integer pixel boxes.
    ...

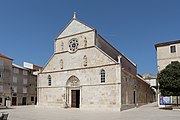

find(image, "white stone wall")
[121,71,153,110]
[38,64,121,109]
[57,20,93,39]
[43,47,115,73]
[156,43,180,71]
[55,31,95,53]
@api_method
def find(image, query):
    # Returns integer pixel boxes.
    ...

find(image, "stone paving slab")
[0,102,179,120]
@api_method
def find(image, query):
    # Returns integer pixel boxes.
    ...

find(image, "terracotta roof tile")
[0,53,13,60]
[33,64,43,71]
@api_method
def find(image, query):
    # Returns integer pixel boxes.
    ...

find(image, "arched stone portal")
[66,76,80,108]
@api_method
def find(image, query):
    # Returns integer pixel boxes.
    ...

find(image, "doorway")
[22,97,26,105]
[4,98,7,106]
[133,91,136,104]
[71,90,80,108]
[12,97,17,105]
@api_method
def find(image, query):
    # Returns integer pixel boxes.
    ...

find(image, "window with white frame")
[13,76,17,83]
[23,86,27,93]
[12,86,17,93]
[100,69,105,83]
[23,78,28,84]
[23,70,28,75]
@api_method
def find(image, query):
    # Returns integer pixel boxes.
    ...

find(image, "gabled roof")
[56,18,95,39]
[0,53,13,60]
[96,34,137,67]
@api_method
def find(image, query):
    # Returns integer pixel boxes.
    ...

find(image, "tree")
[157,61,180,106]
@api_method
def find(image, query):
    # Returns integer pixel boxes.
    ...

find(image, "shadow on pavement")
[0,107,14,110]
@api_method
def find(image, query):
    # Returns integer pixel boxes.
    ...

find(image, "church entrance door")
[71,90,80,108]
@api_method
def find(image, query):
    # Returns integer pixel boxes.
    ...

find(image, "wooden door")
[22,97,26,105]
[71,90,80,108]
[4,98,7,106]
[12,97,17,105]
[71,90,76,107]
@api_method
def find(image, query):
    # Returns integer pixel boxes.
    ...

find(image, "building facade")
[38,15,153,111]
[142,73,157,88]
[142,73,157,101]
[155,40,180,106]
[0,54,13,106]
[155,40,180,72]
[0,54,40,106]
[12,63,38,105]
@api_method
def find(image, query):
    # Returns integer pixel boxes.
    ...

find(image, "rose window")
[69,38,79,52]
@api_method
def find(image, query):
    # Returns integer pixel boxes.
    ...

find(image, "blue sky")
[0,0,180,75]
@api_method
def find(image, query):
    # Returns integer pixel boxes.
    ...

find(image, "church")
[37,14,154,111]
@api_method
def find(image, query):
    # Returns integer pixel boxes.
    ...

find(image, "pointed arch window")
[100,69,105,83]
[48,75,52,86]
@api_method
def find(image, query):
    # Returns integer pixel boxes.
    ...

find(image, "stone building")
[142,73,157,101]
[37,15,153,111]
[155,40,180,72]
[155,40,180,107]
[0,54,13,106]
[0,53,41,106]
[12,63,40,105]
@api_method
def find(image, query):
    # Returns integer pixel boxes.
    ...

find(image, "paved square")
[0,103,180,120]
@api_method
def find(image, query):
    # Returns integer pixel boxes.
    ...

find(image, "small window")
[23,70,28,75]
[12,86,17,93]
[23,78,28,84]
[48,75,51,86]
[13,76,17,83]
[170,46,176,53]
[100,69,105,83]
[13,68,19,74]
[31,97,34,101]
[23,87,27,93]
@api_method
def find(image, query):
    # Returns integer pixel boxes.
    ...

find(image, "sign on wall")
[160,96,171,105]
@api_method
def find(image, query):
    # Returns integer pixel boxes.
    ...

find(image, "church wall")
[57,20,93,39]
[38,87,66,107]
[38,17,153,111]
[55,31,95,53]
[135,77,154,105]
[81,84,120,110]
[96,35,137,76]
[38,64,121,109]
[42,47,116,73]
[121,57,137,76]
[121,71,153,110]
[39,65,119,87]
[96,35,119,62]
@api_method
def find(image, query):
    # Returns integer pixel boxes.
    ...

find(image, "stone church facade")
[37,15,153,111]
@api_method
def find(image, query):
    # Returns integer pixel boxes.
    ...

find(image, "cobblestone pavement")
[0,102,180,120]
